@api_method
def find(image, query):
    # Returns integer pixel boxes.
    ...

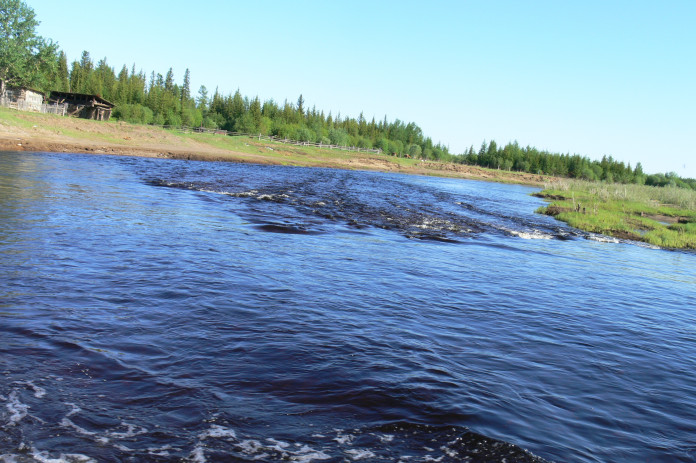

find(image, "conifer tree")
[52,50,69,91]
[181,68,191,105]
[297,94,304,116]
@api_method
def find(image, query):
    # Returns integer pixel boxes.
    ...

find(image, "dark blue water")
[1,151,695,463]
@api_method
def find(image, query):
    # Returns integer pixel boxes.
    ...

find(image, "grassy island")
[535,180,696,249]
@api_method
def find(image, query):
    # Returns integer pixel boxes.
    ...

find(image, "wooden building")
[48,92,115,121]
[0,87,45,112]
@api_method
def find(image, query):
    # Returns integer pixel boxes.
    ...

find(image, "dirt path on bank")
[0,115,262,162]
[0,111,550,186]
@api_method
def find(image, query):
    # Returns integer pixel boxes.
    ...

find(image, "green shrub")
[152,113,165,126]
[328,128,349,146]
[294,126,315,142]
[165,110,181,127]
[409,144,422,158]
[113,104,154,125]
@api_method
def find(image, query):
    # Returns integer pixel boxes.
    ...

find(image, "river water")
[1,151,694,463]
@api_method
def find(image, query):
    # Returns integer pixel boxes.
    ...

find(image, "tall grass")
[538,179,696,249]
[543,179,696,211]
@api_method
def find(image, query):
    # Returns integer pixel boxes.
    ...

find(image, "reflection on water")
[1,151,695,463]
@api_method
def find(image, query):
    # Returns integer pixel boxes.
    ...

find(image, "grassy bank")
[535,179,696,249]
[0,108,550,185]
[5,109,695,249]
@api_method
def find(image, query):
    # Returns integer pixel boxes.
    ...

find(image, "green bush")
[165,110,182,127]
[390,139,404,156]
[294,126,315,142]
[235,113,257,134]
[271,121,293,138]
[328,128,349,146]
[202,116,219,129]
[152,113,166,126]
[113,104,153,125]
[408,144,422,158]
[181,107,202,128]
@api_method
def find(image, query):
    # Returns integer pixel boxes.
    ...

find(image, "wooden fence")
[168,125,383,155]
[0,99,382,155]
[1,96,68,116]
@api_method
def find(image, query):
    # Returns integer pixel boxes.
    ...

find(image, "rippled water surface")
[1,151,695,462]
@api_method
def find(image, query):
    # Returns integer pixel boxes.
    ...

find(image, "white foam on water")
[64,403,81,417]
[243,438,290,458]
[266,438,290,447]
[198,424,236,440]
[249,440,286,460]
[423,455,444,462]
[256,193,289,201]
[345,449,376,460]
[291,445,331,463]
[0,455,19,463]
[112,444,133,452]
[371,433,394,443]
[147,445,173,457]
[190,427,331,463]
[634,241,661,250]
[189,444,206,463]
[236,439,264,454]
[587,233,620,243]
[587,232,660,249]
[226,190,258,198]
[440,445,458,458]
[189,425,238,463]
[332,430,354,445]
[6,391,28,426]
[106,422,148,439]
[59,418,109,445]
[30,384,46,399]
[11,382,47,399]
[506,228,553,240]
[29,448,97,463]
[413,218,462,233]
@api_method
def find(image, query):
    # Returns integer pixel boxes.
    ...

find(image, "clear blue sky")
[29,0,696,178]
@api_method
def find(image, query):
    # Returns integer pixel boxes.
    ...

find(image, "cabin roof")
[49,91,115,108]
[5,86,46,97]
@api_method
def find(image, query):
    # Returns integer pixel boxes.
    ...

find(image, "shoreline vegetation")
[535,180,696,249]
[3,108,696,250]
[2,108,696,249]
[3,0,695,249]
[0,107,551,185]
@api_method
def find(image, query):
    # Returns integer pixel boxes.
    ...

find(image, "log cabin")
[48,92,115,121]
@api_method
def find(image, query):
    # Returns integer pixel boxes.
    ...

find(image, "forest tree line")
[1,0,693,189]
[50,52,696,190]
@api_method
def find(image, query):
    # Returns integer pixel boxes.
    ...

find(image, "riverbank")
[0,108,549,186]
[535,179,696,249]
[5,109,695,249]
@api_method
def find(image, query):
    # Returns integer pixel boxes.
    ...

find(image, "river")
[1,151,695,462]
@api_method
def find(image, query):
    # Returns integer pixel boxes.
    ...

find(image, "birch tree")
[0,0,57,95]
